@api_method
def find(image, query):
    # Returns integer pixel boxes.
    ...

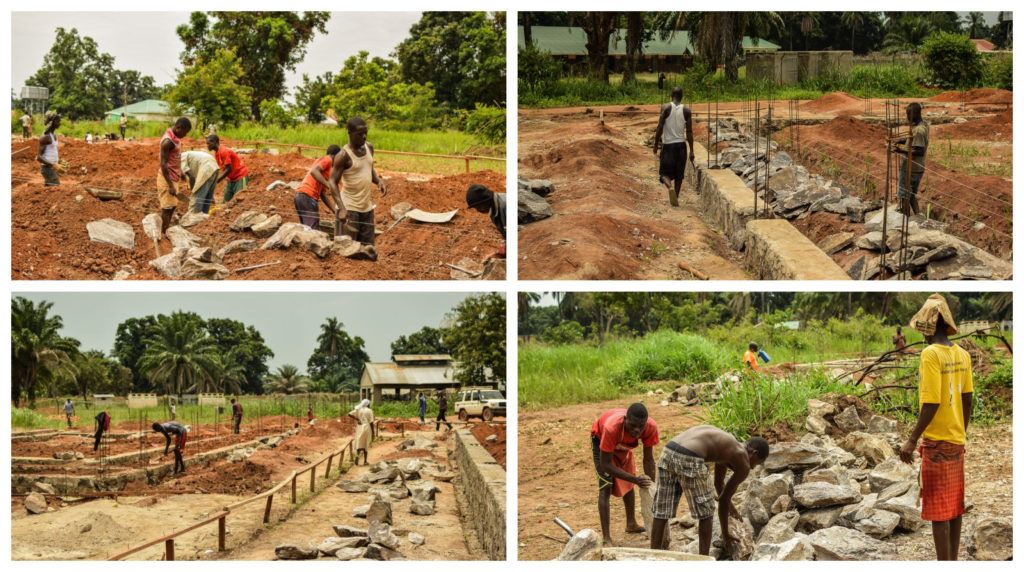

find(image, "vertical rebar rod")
[753,99,760,216]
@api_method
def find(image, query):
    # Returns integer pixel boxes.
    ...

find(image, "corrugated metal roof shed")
[105,99,173,117]
[361,362,457,387]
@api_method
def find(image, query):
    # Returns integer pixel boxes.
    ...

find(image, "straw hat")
[909,294,958,336]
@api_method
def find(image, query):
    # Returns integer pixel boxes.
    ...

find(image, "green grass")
[13,393,470,430]
[519,64,940,108]
[13,119,505,176]
[930,138,1012,178]
[705,370,859,439]
[519,331,732,408]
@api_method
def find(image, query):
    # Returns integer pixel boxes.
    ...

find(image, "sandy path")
[224,430,482,560]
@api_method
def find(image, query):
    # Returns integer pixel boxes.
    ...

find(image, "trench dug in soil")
[11,138,505,280]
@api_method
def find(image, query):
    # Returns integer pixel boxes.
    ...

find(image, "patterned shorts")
[653,444,715,521]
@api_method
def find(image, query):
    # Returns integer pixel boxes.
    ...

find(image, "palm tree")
[11,297,80,406]
[841,12,866,53]
[518,292,542,321]
[798,12,820,51]
[219,347,248,395]
[317,317,346,361]
[966,12,985,38]
[688,12,783,81]
[264,365,311,394]
[882,15,933,54]
[579,11,619,82]
[622,12,645,85]
[137,312,221,396]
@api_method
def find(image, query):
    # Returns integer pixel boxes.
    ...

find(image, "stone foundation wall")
[745,220,851,280]
[454,428,506,560]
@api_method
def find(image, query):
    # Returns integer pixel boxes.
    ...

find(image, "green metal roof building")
[104,99,176,123]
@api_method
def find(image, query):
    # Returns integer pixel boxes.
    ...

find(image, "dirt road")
[517,395,703,559]
[225,430,482,560]
[518,110,748,280]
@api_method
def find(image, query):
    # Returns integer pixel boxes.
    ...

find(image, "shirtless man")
[649,425,769,558]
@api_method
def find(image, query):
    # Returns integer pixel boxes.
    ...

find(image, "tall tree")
[391,326,450,356]
[688,12,782,81]
[11,297,80,406]
[965,12,987,38]
[136,312,221,396]
[306,318,369,392]
[841,12,866,54]
[443,293,506,387]
[108,69,160,109]
[579,12,619,82]
[293,71,334,123]
[176,11,330,119]
[393,12,506,109]
[622,13,645,85]
[264,364,311,394]
[26,27,116,119]
[204,318,273,394]
[111,315,157,390]
[166,48,253,128]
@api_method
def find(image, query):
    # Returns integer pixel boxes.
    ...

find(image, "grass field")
[12,393,457,430]
[519,64,939,108]
[13,119,505,176]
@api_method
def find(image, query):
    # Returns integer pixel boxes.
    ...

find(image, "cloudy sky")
[13,292,487,371]
[11,12,422,96]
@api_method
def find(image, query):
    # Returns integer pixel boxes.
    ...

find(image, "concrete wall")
[127,393,158,408]
[454,429,505,561]
[687,143,849,280]
[746,51,853,84]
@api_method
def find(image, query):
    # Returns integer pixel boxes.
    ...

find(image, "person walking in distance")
[231,398,243,434]
[435,390,453,431]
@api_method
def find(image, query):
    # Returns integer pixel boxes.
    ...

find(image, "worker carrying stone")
[329,117,388,261]
[894,102,929,216]
[590,403,658,547]
[36,111,61,187]
[153,421,189,475]
[157,117,193,235]
[465,183,507,259]
[900,294,973,561]
[295,145,343,230]
[649,425,770,559]
[347,399,376,466]
[653,87,695,207]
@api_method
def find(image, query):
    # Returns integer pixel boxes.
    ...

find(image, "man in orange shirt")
[294,145,342,229]
[206,135,249,203]
[591,403,658,546]
[900,294,973,561]
[743,342,761,372]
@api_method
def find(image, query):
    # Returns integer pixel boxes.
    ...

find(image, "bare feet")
[602,537,614,547]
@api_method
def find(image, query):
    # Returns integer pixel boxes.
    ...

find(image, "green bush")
[608,331,732,388]
[464,104,506,144]
[921,32,984,89]
[539,320,586,345]
[12,407,63,429]
[258,98,298,128]
[518,45,561,89]
[984,54,1013,90]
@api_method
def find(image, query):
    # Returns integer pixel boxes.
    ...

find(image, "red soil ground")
[470,423,506,469]
[780,115,1012,256]
[931,109,1013,142]
[10,138,504,280]
[800,91,866,115]
[929,88,1013,105]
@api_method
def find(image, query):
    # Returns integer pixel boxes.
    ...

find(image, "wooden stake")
[234,261,281,273]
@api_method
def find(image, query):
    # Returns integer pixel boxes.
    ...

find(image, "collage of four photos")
[5,8,1015,563]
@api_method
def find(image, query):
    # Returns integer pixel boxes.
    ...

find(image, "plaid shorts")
[653,443,715,521]
[920,439,965,522]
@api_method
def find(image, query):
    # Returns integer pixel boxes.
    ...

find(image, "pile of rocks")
[518,178,554,225]
[274,458,449,560]
[231,211,375,261]
[707,119,1010,280]
[653,372,741,407]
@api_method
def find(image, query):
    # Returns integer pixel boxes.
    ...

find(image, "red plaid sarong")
[919,439,965,522]
[175,431,188,452]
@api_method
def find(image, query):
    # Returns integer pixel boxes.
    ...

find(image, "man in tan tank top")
[329,117,387,261]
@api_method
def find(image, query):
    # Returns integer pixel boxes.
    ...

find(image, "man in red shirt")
[294,145,342,229]
[591,403,658,546]
[206,135,249,202]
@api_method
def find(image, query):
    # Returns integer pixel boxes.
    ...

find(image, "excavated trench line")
[687,142,849,280]
[11,431,289,495]
[453,428,506,560]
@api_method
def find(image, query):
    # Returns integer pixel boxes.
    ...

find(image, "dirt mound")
[470,423,506,469]
[930,88,1013,105]
[10,139,505,280]
[521,138,630,171]
[932,110,1012,142]
[801,91,865,114]
[59,512,135,549]
[163,460,274,495]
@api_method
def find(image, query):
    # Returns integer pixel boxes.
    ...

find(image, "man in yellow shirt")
[900,294,973,561]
